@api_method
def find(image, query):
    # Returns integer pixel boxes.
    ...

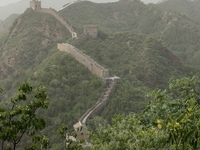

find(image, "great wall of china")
[39,8,77,39]
[57,43,109,79]
[30,0,120,143]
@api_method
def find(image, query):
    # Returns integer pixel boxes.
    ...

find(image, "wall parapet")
[57,43,109,79]
[39,8,77,38]
[80,80,117,124]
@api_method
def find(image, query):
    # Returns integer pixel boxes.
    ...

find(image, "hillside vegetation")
[60,0,200,69]
[77,32,192,121]
[0,9,104,149]
[0,1,199,149]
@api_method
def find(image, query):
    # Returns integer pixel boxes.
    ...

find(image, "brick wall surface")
[57,43,109,78]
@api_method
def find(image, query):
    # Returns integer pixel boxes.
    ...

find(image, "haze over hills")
[0,14,19,35]
[0,0,161,20]
[0,0,118,20]
[159,0,200,22]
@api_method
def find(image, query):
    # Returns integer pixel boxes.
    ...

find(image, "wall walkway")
[58,42,120,144]
[39,8,77,38]
[57,43,109,79]
[80,80,116,125]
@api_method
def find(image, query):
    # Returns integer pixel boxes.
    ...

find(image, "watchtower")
[73,121,88,141]
[30,0,41,10]
[83,25,98,38]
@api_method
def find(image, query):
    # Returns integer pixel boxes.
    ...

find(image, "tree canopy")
[90,76,200,150]
[0,83,49,150]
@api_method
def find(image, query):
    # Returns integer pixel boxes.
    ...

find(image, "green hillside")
[60,0,200,69]
[78,33,185,87]
[0,2,198,149]
[77,32,192,121]
[0,9,104,148]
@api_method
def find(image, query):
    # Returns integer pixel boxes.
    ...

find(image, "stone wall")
[80,80,117,124]
[83,25,98,38]
[30,0,41,10]
[57,43,109,78]
[39,8,77,38]
[71,34,89,46]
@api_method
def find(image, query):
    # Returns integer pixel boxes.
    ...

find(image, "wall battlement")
[83,25,98,38]
[30,0,41,10]
[57,43,109,79]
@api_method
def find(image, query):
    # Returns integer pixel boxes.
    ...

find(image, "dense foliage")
[0,9,104,149]
[91,76,200,150]
[0,83,48,150]
[78,33,185,88]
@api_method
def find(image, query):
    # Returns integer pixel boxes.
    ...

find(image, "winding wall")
[57,43,109,79]
[80,80,116,124]
[39,8,77,38]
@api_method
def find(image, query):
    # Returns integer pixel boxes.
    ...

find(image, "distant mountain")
[0,0,162,20]
[0,14,19,36]
[0,0,119,20]
[159,0,200,23]
[0,0,28,20]
[59,0,200,69]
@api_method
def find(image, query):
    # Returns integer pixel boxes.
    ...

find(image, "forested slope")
[0,8,104,149]
[0,1,199,149]
[60,0,200,69]
[77,32,193,122]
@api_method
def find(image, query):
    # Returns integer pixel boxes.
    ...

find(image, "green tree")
[0,83,49,150]
[145,76,200,149]
[57,124,84,150]
[90,76,200,150]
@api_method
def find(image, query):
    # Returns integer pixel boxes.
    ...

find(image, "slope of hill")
[0,14,19,36]
[0,8,104,149]
[77,32,191,121]
[60,0,200,69]
[79,33,185,87]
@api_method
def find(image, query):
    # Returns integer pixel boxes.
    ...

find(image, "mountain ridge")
[59,0,200,69]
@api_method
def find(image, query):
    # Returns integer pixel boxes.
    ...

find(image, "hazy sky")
[0,0,21,6]
[0,0,161,6]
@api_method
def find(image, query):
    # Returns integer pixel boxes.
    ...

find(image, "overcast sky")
[0,0,161,6]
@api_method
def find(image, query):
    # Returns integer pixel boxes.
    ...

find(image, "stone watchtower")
[30,0,41,10]
[83,25,98,38]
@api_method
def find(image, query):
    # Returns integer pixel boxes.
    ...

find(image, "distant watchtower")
[83,25,98,38]
[30,0,41,10]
